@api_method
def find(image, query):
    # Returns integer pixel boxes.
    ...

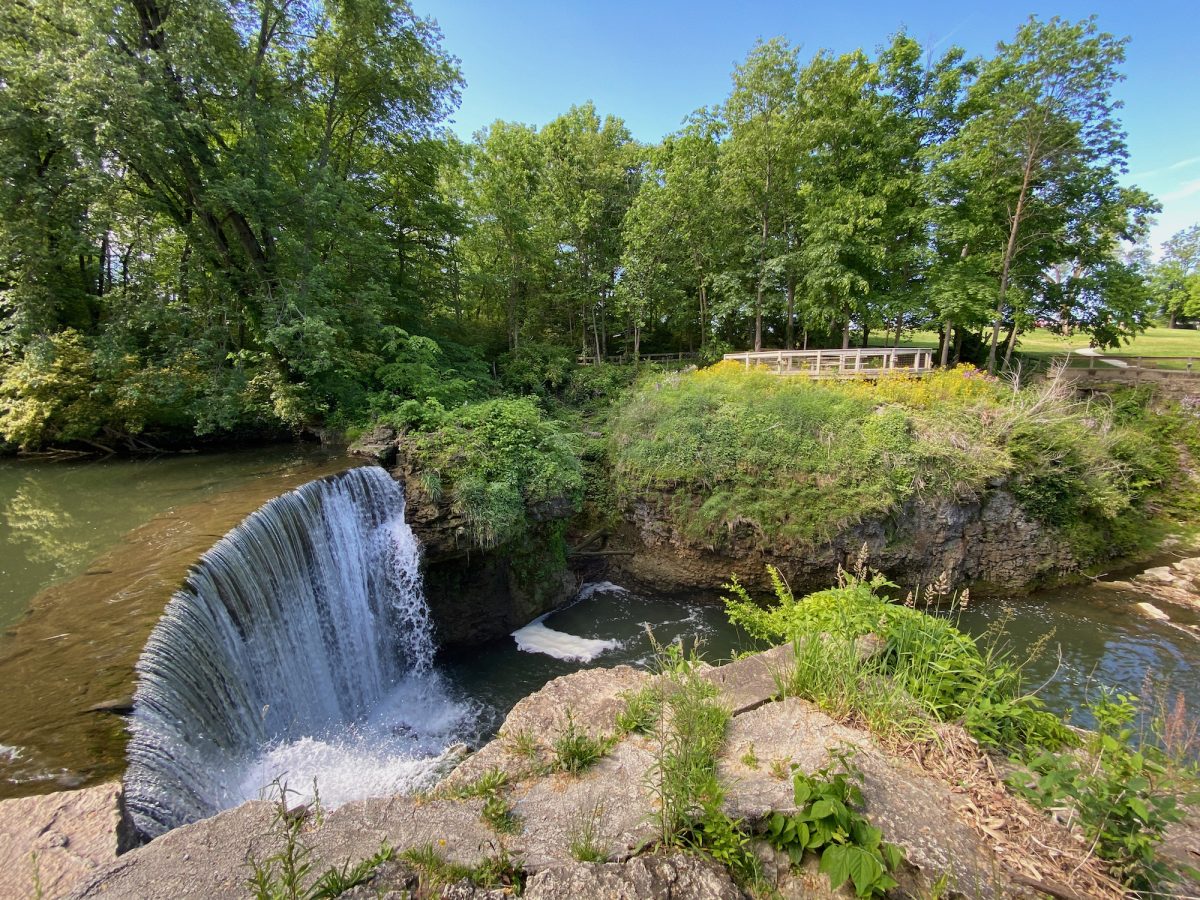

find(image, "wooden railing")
[722,347,935,377]
[1056,354,1196,373]
[577,351,700,366]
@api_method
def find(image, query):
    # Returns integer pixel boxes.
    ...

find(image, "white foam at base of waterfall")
[511,617,621,662]
[231,672,475,810]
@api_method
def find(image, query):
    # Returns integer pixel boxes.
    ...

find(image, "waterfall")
[124,466,470,839]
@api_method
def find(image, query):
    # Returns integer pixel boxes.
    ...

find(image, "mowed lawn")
[869,326,1200,368]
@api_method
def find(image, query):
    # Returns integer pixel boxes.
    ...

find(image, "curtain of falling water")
[123,466,435,839]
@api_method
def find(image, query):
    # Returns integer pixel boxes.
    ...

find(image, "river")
[1,449,1197,802]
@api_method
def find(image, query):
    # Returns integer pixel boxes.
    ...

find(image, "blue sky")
[419,0,1199,252]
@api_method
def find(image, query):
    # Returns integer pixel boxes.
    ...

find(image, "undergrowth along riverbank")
[610,362,1200,562]
[722,565,1200,894]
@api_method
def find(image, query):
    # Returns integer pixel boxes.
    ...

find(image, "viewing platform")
[722,347,935,378]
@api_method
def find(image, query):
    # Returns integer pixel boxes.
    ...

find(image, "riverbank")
[11,620,1197,899]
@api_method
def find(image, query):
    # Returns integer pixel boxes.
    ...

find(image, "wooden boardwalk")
[1054,353,1200,398]
[723,347,935,378]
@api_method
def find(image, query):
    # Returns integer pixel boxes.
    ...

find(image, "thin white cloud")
[1132,155,1200,180]
[1161,178,1200,203]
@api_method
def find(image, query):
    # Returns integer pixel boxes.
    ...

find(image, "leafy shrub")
[1008,691,1194,892]
[403,396,584,548]
[366,328,492,429]
[498,341,576,395]
[610,363,959,547]
[610,362,1199,561]
[562,362,639,408]
[764,755,904,898]
[724,569,1074,753]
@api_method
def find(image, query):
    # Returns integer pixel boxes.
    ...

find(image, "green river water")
[0,449,1197,798]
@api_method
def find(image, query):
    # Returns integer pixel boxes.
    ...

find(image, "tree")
[538,103,639,358]
[719,39,801,351]
[940,17,1153,371]
[618,127,728,353]
[1154,225,1200,328]
[460,121,550,350]
[0,0,465,448]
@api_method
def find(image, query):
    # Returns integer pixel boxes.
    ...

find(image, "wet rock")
[67,651,1123,899]
[1136,601,1171,620]
[1175,557,1200,577]
[1137,565,1178,586]
[442,666,648,789]
[0,782,122,900]
[1128,556,1200,612]
[394,443,579,648]
[85,696,135,715]
[522,852,741,900]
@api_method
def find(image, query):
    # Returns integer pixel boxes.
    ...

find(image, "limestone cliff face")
[350,426,578,649]
[618,482,1078,593]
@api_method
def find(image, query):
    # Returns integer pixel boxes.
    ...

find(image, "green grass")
[868,327,1200,368]
[725,568,1075,753]
[611,362,1200,561]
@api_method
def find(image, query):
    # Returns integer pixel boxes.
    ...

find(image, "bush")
[610,362,1199,560]
[610,363,962,547]
[723,569,1075,753]
[1008,691,1193,892]
[366,328,492,428]
[497,342,576,395]
[403,396,584,548]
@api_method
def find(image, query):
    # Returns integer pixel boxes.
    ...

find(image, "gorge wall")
[616,481,1080,594]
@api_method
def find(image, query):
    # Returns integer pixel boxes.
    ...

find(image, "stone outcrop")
[619,484,1078,593]
[63,650,1133,899]
[1131,556,1200,610]
[0,782,123,900]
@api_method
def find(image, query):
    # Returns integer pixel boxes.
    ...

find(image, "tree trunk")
[940,320,951,367]
[1169,309,1178,329]
[755,162,771,352]
[988,149,1037,374]
[1003,324,1020,368]
[698,279,708,347]
[893,314,903,350]
[841,314,851,350]
[785,277,795,350]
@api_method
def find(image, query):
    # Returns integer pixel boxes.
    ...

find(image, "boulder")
[618,486,1080,593]
[66,650,1134,900]
[0,782,123,900]
[347,425,399,467]
[718,698,1027,899]
[523,852,741,900]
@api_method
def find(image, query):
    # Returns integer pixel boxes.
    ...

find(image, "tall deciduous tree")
[719,38,800,351]
[1154,225,1200,328]
[941,17,1152,372]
